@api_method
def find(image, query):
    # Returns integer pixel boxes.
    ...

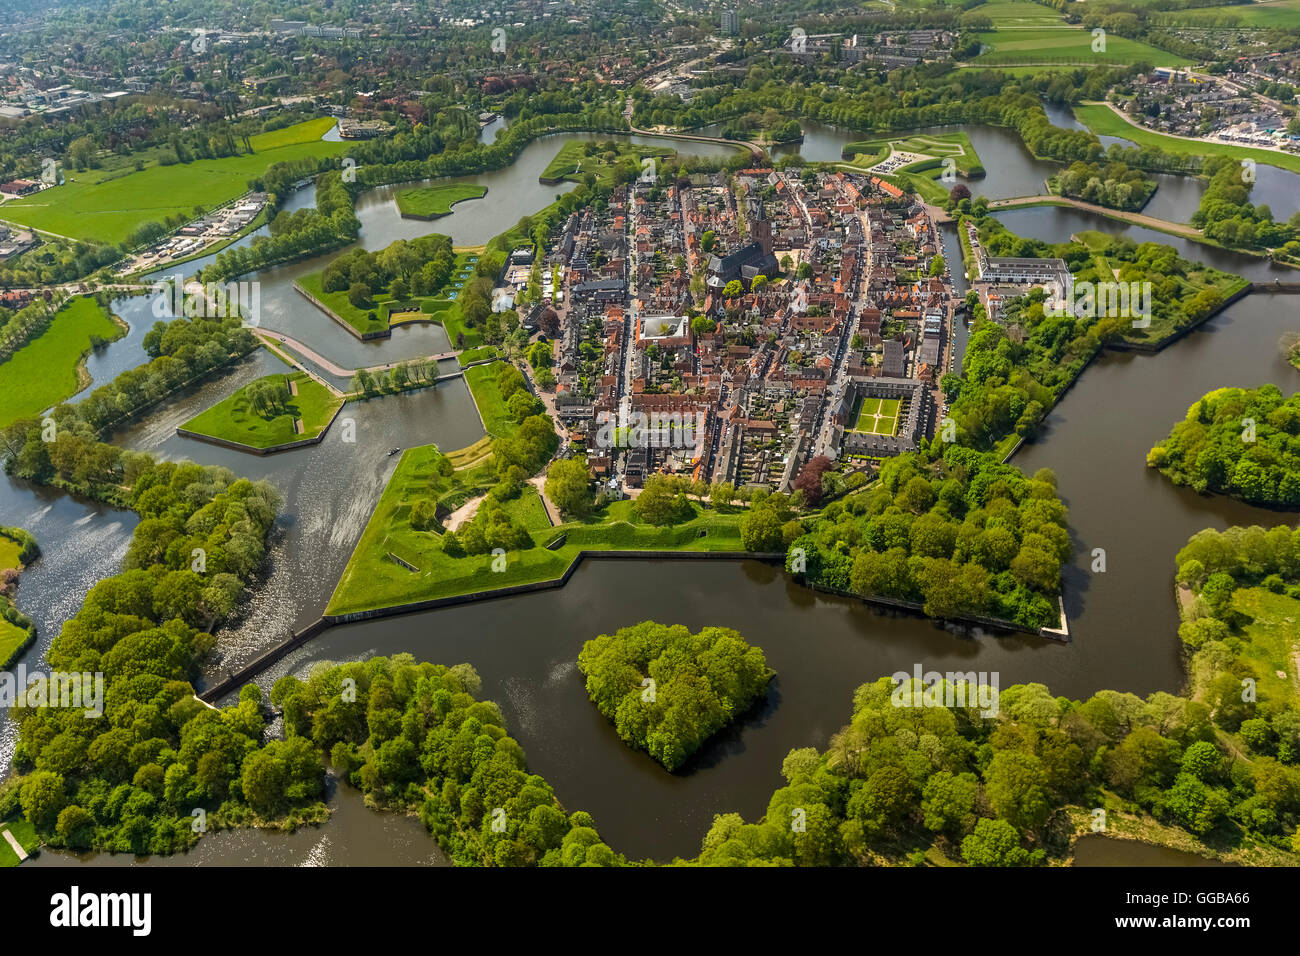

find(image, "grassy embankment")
[0,296,122,428]
[1072,103,1300,176]
[539,140,675,186]
[840,132,984,204]
[394,183,488,220]
[328,359,748,615]
[296,251,480,342]
[180,368,344,449]
[0,529,36,669]
[0,118,348,246]
[0,817,39,867]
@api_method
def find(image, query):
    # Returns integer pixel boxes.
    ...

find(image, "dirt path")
[254,329,457,377]
[986,195,1203,237]
[528,475,561,526]
[445,493,486,532]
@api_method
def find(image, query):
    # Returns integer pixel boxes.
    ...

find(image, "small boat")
[387,447,401,456]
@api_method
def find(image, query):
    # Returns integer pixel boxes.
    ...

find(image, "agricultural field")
[971,27,1192,67]
[394,183,488,220]
[979,1,1069,25]
[0,296,122,428]
[851,396,901,437]
[1158,0,1300,28]
[1073,103,1300,174]
[179,368,344,449]
[0,118,348,246]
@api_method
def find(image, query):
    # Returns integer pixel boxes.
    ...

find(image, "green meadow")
[1073,103,1300,175]
[395,183,487,219]
[971,27,1191,67]
[180,368,343,449]
[0,296,121,428]
[0,118,348,246]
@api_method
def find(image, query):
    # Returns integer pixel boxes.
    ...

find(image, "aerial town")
[540,167,957,495]
[0,0,1297,917]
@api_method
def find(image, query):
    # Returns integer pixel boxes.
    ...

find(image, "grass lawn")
[439,306,482,350]
[457,345,501,366]
[395,183,487,219]
[180,368,343,449]
[0,118,348,246]
[296,272,391,337]
[327,445,748,615]
[463,361,520,438]
[540,140,675,186]
[0,612,31,671]
[0,535,23,574]
[0,296,122,428]
[1073,103,1300,175]
[1210,587,1300,705]
[0,817,38,867]
[971,27,1191,67]
[503,484,555,533]
[841,131,984,175]
[852,396,901,436]
[952,64,1082,77]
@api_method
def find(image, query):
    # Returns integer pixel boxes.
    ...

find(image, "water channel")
[8,119,1298,866]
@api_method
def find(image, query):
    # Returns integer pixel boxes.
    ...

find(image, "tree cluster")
[1147,385,1300,506]
[577,621,774,772]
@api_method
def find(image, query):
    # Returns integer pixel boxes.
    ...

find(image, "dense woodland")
[577,622,775,771]
[789,446,1070,630]
[943,217,1229,450]
[1052,160,1156,211]
[268,655,624,867]
[1148,385,1300,507]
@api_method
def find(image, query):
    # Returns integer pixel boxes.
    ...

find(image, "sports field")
[0,118,348,246]
[851,396,901,436]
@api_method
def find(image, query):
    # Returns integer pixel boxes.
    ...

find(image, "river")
[7,120,1298,866]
